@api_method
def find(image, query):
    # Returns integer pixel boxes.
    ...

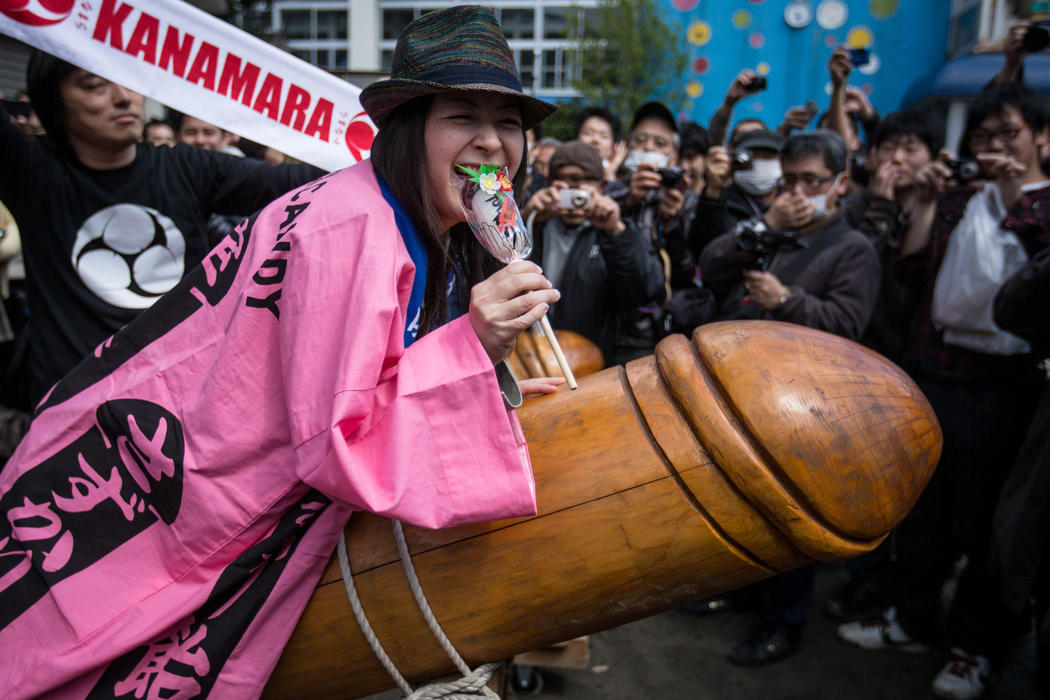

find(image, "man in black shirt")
[2,51,324,404]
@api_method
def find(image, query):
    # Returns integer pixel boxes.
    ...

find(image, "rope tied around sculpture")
[337,519,500,699]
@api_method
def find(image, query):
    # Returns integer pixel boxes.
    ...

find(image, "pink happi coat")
[0,160,537,699]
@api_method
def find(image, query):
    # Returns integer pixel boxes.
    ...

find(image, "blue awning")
[904,52,1050,105]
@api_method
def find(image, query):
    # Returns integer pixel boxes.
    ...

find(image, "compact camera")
[946,158,980,183]
[735,219,806,271]
[731,149,754,172]
[559,188,591,209]
[751,76,767,91]
[657,166,685,189]
[1022,21,1050,52]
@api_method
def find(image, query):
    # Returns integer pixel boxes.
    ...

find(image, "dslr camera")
[946,158,980,183]
[558,188,591,209]
[735,219,806,271]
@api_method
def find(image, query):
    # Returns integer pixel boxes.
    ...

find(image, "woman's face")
[425,92,525,231]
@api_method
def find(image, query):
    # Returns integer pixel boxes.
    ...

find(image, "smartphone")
[805,100,819,117]
[1,100,30,118]
[847,48,870,67]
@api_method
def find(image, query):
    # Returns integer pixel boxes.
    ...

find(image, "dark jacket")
[528,217,665,358]
[605,177,690,352]
[993,246,1050,614]
[688,184,769,258]
[842,190,921,362]
[700,209,881,341]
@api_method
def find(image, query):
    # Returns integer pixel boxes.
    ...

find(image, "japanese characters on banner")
[0,0,376,171]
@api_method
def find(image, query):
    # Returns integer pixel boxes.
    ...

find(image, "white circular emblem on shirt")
[71,204,186,309]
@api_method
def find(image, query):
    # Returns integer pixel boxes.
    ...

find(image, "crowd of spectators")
[2,18,1050,699]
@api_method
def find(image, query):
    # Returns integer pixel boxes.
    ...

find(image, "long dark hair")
[370,94,528,336]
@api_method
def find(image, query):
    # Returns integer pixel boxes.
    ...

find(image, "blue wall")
[659,0,951,128]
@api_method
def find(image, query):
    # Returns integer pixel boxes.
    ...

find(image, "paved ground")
[366,564,1040,699]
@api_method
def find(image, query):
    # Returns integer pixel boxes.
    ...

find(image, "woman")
[0,7,559,698]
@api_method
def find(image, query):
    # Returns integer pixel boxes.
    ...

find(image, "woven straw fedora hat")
[360,5,556,129]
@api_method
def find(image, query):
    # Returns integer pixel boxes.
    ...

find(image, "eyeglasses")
[969,124,1026,146]
[778,173,835,190]
[628,131,673,151]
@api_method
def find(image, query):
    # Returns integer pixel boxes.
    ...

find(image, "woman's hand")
[519,376,566,396]
[469,260,561,365]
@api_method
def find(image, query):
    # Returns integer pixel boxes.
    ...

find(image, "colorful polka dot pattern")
[662,0,922,124]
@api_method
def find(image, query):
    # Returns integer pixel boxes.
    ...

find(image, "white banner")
[0,0,376,171]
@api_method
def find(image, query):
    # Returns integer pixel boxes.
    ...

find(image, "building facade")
[269,0,597,99]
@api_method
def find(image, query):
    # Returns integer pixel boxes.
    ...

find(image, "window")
[544,7,567,39]
[580,8,599,38]
[317,9,347,40]
[281,9,310,39]
[381,49,395,73]
[316,49,330,68]
[501,9,534,39]
[517,49,535,89]
[542,49,559,88]
[383,9,414,40]
[334,49,348,70]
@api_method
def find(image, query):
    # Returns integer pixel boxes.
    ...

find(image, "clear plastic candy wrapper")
[455,164,531,262]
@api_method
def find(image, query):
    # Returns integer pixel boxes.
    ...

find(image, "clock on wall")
[784,0,814,29]
[816,0,848,30]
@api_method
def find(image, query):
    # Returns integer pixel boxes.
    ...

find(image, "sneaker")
[837,607,930,653]
[728,624,801,667]
[931,647,990,699]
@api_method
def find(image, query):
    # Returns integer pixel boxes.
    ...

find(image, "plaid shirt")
[897,182,1050,381]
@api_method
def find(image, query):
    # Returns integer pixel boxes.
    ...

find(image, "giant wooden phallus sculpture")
[507,328,605,381]
[265,321,941,698]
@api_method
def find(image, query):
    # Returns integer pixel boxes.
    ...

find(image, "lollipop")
[456,164,578,390]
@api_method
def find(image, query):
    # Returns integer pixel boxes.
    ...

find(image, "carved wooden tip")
[655,321,941,561]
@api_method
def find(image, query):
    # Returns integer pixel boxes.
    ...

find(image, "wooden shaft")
[507,329,604,382]
[265,322,941,698]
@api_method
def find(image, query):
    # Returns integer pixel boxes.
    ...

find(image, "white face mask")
[734,158,781,195]
[623,149,670,171]
[806,173,842,221]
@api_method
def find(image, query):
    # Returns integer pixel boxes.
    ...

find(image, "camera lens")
[957,160,980,181]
